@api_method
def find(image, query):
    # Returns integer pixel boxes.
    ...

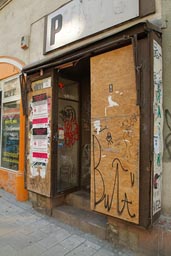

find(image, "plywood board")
[26,82,52,197]
[91,45,140,224]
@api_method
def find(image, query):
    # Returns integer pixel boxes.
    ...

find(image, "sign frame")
[44,0,139,54]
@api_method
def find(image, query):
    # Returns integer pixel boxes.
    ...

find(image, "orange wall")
[0,63,19,80]
[0,59,28,201]
[0,169,16,194]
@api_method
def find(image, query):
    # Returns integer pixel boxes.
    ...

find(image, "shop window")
[0,75,20,171]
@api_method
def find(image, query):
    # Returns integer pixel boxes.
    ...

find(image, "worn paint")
[153,40,163,215]
[94,120,101,135]
[105,95,119,116]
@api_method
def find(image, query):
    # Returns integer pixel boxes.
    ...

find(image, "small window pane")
[58,77,79,101]
[3,77,20,102]
[1,101,20,170]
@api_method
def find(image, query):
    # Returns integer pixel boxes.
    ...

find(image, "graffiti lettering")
[165,109,171,158]
[153,41,162,59]
[93,135,136,218]
[130,172,134,187]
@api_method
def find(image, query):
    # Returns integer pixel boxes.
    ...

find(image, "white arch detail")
[0,57,23,70]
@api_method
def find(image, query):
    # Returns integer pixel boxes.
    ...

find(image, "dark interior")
[59,57,91,192]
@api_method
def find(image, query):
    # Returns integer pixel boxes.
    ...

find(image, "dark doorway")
[57,58,91,193]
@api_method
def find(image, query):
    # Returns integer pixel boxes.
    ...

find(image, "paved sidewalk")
[0,189,137,256]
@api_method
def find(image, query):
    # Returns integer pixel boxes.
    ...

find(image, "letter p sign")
[50,14,63,46]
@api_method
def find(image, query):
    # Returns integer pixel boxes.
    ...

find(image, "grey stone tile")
[17,243,47,256]
[0,245,18,256]
[59,234,86,250]
[19,212,42,224]
[39,223,62,234]
[64,242,98,256]
[0,236,10,248]
[84,240,101,250]
[0,189,142,256]
[41,243,70,256]
[6,232,33,250]
[0,220,19,239]
[31,229,49,240]
[93,248,121,256]
[18,226,36,235]
[37,228,71,249]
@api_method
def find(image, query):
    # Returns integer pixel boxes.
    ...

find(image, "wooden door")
[55,76,80,193]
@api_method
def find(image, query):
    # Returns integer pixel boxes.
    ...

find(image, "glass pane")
[1,101,20,170]
[3,77,20,102]
[31,77,51,91]
[57,98,79,192]
[58,77,79,101]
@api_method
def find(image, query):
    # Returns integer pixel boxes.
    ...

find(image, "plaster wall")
[0,0,70,64]
[0,0,161,64]
[161,0,171,215]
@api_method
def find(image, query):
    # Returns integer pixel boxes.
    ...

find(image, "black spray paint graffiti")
[153,42,162,59]
[153,173,160,189]
[106,132,113,145]
[60,105,77,122]
[165,109,171,158]
[93,135,136,218]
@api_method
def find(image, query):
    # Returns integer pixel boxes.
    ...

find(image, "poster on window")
[32,93,48,118]
[31,127,49,164]
[1,105,20,170]
[30,96,50,166]
[3,77,20,101]
[32,128,48,150]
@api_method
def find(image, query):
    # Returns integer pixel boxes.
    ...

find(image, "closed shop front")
[22,16,162,227]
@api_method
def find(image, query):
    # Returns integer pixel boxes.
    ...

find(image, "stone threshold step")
[65,190,90,211]
[52,204,107,240]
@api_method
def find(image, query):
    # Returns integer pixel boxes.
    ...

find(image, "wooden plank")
[137,37,152,227]
[90,45,140,224]
[26,82,52,197]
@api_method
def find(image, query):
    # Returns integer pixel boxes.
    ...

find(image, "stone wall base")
[107,216,171,256]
